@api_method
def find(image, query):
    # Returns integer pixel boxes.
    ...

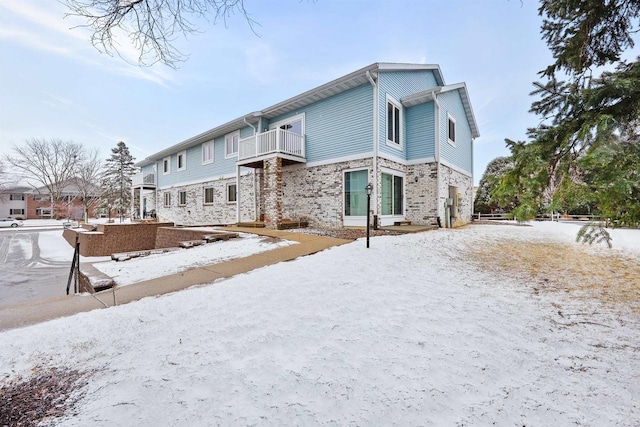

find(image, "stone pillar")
[263,157,283,229]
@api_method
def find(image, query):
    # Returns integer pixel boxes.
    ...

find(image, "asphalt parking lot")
[0,228,73,307]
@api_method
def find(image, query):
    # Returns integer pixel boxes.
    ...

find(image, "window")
[226,183,237,203]
[381,172,404,216]
[269,113,305,135]
[202,141,214,164]
[163,192,171,207]
[204,187,214,204]
[177,150,186,171]
[10,209,24,215]
[178,191,187,206]
[225,131,239,158]
[36,208,52,217]
[32,194,45,201]
[9,194,24,201]
[344,169,369,216]
[163,156,171,175]
[386,96,401,147]
[448,114,456,146]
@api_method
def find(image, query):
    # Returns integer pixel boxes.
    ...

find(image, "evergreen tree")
[502,0,640,241]
[101,141,136,222]
[474,156,516,214]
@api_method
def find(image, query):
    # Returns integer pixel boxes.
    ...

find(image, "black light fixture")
[365,182,373,248]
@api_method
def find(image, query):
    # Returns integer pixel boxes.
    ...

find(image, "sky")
[0,0,555,185]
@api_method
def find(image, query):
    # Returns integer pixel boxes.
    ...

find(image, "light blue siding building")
[133,63,479,229]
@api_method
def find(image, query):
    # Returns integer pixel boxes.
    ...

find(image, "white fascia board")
[261,63,380,117]
[378,63,445,86]
[402,83,480,139]
[137,63,449,168]
[135,112,262,168]
[439,83,480,139]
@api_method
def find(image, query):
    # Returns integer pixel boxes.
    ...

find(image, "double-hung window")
[9,194,24,201]
[225,131,239,158]
[178,191,187,206]
[386,96,402,147]
[163,192,171,207]
[10,209,24,215]
[202,141,214,164]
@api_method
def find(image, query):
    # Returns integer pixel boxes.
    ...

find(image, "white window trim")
[225,131,240,159]
[447,114,457,147]
[163,192,171,207]
[226,182,237,204]
[203,186,214,205]
[163,156,171,175]
[385,95,403,150]
[177,150,187,171]
[178,190,187,206]
[342,167,370,226]
[379,167,406,224]
[268,112,306,134]
[202,141,214,165]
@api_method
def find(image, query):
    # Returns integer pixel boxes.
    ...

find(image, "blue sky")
[0,0,553,184]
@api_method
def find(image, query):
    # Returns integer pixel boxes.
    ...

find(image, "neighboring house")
[134,62,480,229]
[0,186,30,219]
[0,180,102,219]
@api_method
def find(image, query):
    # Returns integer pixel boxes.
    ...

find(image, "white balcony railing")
[132,172,156,187]
[239,128,305,162]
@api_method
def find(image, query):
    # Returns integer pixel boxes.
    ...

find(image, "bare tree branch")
[3,138,85,218]
[63,0,258,68]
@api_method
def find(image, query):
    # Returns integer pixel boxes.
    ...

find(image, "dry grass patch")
[468,240,640,312]
[0,366,92,426]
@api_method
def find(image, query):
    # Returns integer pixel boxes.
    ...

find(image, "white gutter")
[366,70,379,218]
[432,90,442,222]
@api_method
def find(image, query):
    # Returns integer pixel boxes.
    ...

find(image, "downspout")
[366,70,378,220]
[244,117,258,221]
[471,137,475,221]
[432,90,442,225]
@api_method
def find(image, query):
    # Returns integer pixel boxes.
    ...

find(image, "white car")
[0,218,23,228]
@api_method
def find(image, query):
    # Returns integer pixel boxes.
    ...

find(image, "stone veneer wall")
[262,157,283,229]
[377,157,440,226]
[438,163,473,226]
[155,173,256,225]
[280,158,372,228]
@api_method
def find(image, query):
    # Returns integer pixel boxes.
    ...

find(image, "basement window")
[204,187,214,205]
[226,183,237,203]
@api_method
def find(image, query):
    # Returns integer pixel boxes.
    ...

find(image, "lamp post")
[365,182,373,248]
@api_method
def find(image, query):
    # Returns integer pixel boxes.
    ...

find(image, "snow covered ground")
[93,232,297,286]
[1,222,638,425]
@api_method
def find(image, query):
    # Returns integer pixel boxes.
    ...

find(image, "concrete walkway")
[0,228,351,332]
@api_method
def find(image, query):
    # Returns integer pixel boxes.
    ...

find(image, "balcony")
[238,128,305,166]
[132,172,156,188]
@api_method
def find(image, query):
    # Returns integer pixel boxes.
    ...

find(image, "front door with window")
[343,169,369,226]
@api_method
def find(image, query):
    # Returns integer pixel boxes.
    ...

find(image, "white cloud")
[0,1,176,87]
[0,28,70,55]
